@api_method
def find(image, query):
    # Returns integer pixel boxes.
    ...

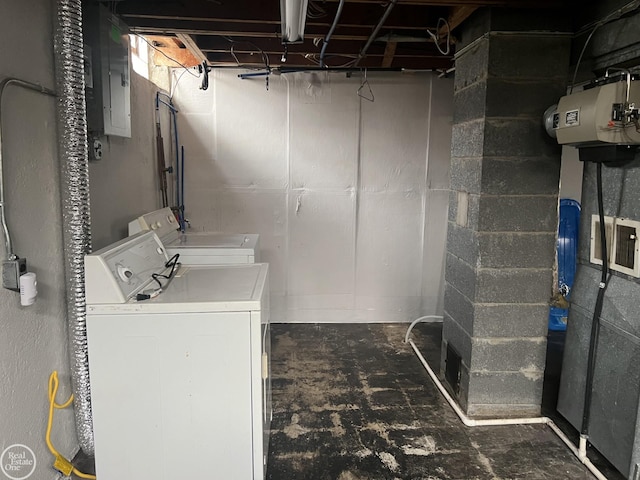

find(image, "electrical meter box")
[83,4,131,138]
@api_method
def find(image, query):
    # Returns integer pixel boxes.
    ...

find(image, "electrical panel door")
[83,4,131,138]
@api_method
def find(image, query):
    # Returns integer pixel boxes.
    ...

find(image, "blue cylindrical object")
[549,198,581,331]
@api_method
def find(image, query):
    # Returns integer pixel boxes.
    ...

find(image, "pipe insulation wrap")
[54,0,94,455]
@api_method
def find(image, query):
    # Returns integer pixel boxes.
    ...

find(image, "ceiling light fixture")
[280,0,309,44]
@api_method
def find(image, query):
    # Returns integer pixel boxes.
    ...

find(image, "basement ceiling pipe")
[55,0,94,455]
[319,0,345,68]
[354,0,398,67]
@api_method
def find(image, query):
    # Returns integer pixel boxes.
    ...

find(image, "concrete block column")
[442,10,571,417]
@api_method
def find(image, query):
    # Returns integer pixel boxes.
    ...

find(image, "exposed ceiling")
[111,0,567,71]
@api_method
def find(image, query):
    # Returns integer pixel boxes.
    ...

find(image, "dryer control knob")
[116,264,133,283]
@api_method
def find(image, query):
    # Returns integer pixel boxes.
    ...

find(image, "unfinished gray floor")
[266,323,618,480]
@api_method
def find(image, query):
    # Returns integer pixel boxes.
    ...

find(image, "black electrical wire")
[319,0,345,68]
[569,0,640,94]
[581,162,611,436]
[151,253,181,288]
[200,61,210,91]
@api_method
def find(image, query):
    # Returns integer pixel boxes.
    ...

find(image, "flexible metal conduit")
[55,0,94,455]
[319,0,345,68]
[0,79,56,261]
[404,317,608,480]
[354,0,398,66]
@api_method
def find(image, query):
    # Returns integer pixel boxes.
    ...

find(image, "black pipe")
[319,0,345,68]
[581,161,610,436]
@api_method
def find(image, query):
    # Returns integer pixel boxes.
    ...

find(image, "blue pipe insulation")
[238,71,271,79]
[180,145,185,232]
[157,98,178,113]
[172,108,180,221]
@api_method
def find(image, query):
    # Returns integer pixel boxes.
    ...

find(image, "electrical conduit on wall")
[54,0,94,456]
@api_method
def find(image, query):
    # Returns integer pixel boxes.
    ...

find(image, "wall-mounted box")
[590,214,640,277]
[83,3,131,138]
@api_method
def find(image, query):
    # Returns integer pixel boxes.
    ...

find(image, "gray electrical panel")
[83,4,131,138]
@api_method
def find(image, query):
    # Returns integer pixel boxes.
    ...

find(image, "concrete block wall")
[443,10,571,416]
[172,70,453,323]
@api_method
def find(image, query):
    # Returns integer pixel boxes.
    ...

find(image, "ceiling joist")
[116,0,567,70]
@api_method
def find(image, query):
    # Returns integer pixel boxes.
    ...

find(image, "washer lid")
[87,263,269,313]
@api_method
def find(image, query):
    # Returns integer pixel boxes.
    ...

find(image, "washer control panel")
[128,207,179,240]
[85,231,169,303]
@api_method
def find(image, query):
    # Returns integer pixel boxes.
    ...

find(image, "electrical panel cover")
[83,4,131,138]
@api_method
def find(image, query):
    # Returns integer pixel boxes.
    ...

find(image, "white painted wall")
[559,145,583,203]
[89,68,168,249]
[0,0,77,477]
[173,70,453,323]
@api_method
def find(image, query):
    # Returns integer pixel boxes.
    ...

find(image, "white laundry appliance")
[128,207,260,265]
[85,231,271,480]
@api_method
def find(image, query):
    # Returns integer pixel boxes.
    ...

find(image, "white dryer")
[128,207,260,265]
[85,231,271,480]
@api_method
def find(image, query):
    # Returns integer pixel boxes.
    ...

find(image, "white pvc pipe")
[405,324,609,480]
[404,315,443,343]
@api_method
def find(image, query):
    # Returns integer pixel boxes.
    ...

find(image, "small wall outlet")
[2,258,27,291]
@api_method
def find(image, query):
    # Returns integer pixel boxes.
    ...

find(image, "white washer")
[85,231,271,480]
[128,207,260,265]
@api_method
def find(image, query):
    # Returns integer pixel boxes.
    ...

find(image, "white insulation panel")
[360,76,430,193]
[171,70,214,114]
[287,191,355,299]
[177,112,216,159]
[356,191,424,300]
[422,189,450,314]
[290,78,359,191]
[427,78,454,190]
[187,189,287,296]
[213,71,288,188]
[171,71,454,323]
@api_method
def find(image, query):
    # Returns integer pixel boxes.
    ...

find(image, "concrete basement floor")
[266,323,624,480]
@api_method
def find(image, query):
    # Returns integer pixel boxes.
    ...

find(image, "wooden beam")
[381,42,397,68]
[121,13,438,32]
[206,51,453,69]
[321,0,560,6]
[130,26,372,41]
[175,33,209,64]
[203,48,445,59]
[144,35,201,68]
[446,5,478,30]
